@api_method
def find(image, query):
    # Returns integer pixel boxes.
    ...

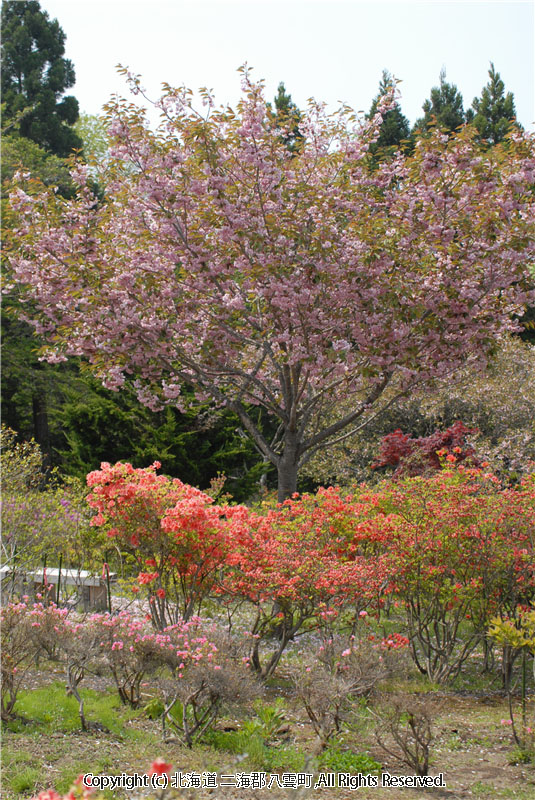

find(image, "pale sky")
[39,0,534,130]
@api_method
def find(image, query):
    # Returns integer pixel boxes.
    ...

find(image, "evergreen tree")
[1,2,78,464]
[270,82,303,153]
[413,68,465,136]
[1,0,82,156]
[57,378,275,501]
[466,63,518,145]
[368,70,411,157]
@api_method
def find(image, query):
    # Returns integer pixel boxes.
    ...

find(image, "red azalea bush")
[222,490,388,679]
[83,459,534,686]
[364,466,535,682]
[86,461,249,625]
[85,459,535,684]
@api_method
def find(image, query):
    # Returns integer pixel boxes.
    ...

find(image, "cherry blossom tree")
[5,70,535,500]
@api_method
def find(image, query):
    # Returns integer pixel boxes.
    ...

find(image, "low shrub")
[372,693,439,776]
[318,745,381,774]
[290,636,385,751]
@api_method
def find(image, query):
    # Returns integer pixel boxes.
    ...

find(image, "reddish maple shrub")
[372,420,480,476]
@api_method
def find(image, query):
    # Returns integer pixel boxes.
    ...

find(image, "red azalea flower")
[149,758,172,776]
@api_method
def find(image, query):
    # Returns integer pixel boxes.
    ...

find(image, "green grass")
[2,748,39,767]
[2,657,533,800]
[443,732,465,751]
[6,766,42,795]
[204,728,305,771]
[2,683,162,799]
[470,784,535,800]
[201,697,306,771]
[2,748,45,796]
[5,682,142,739]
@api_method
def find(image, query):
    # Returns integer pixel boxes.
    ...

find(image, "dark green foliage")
[56,375,275,501]
[466,63,519,145]
[1,304,275,499]
[413,69,465,136]
[1,0,82,156]
[518,305,535,345]
[0,310,58,465]
[1,310,274,500]
[368,70,411,157]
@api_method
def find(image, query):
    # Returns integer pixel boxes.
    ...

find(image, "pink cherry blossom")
[5,72,535,501]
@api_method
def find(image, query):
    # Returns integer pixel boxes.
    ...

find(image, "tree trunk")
[277,432,299,502]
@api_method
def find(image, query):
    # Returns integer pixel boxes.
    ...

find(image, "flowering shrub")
[69,608,256,745]
[156,626,260,747]
[88,611,164,707]
[86,461,249,625]
[222,489,387,679]
[89,611,224,710]
[31,791,94,800]
[67,459,535,691]
[1,600,68,720]
[367,467,535,682]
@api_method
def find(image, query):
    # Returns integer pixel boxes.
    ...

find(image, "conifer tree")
[466,63,519,145]
[270,82,303,153]
[1,0,82,156]
[368,70,411,156]
[413,69,465,136]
